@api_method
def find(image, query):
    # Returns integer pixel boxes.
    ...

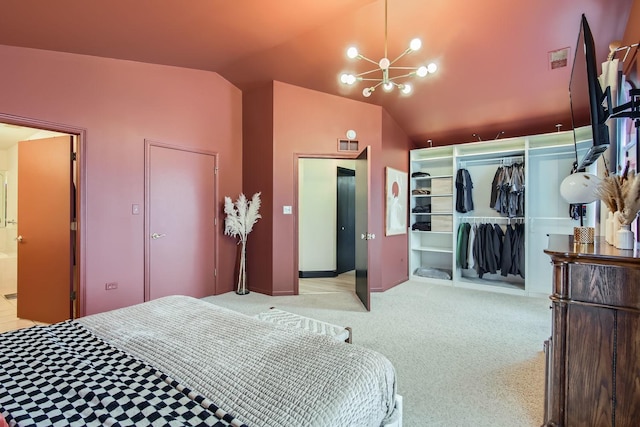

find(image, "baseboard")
[298,270,337,278]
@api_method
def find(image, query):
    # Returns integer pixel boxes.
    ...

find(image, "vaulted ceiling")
[0,0,636,147]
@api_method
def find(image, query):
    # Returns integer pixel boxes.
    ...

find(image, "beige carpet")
[203,280,550,426]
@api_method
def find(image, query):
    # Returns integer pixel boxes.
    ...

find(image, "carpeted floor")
[203,280,550,426]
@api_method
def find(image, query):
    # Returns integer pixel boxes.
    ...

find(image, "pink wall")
[0,45,243,315]
[381,110,411,288]
[244,81,412,296]
[242,86,274,295]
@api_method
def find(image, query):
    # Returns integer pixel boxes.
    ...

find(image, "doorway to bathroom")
[0,118,82,325]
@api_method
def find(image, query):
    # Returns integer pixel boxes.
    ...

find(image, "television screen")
[569,14,610,171]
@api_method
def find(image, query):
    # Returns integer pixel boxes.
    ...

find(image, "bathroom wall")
[5,143,17,255]
[0,146,15,295]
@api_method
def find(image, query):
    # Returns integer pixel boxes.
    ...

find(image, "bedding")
[0,321,244,426]
[1,295,398,426]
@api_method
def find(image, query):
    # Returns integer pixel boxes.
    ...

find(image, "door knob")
[151,233,166,240]
[15,235,23,242]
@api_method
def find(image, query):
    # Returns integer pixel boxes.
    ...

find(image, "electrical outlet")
[105,282,118,290]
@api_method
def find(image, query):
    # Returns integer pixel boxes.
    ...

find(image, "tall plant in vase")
[596,163,640,249]
[224,192,261,294]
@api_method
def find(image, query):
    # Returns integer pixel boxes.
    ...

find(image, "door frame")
[143,139,219,300]
[0,113,86,317]
[293,152,362,296]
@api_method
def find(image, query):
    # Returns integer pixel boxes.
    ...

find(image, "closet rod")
[460,216,525,223]
[458,155,524,167]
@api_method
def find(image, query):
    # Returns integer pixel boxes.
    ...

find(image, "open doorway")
[0,118,82,327]
[298,158,356,295]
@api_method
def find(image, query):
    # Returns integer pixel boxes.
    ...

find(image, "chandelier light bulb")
[383,82,394,92]
[409,38,422,51]
[341,74,357,85]
[416,66,428,77]
[427,62,437,74]
[401,83,412,94]
[379,57,390,70]
[362,87,372,97]
[347,46,359,59]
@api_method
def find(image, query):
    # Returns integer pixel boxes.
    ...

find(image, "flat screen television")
[569,14,611,172]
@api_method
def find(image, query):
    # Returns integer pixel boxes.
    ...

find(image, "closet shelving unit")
[409,146,455,284]
[408,126,595,296]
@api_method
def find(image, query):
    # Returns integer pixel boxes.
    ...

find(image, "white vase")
[613,211,623,247]
[605,211,614,245]
[616,224,635,250]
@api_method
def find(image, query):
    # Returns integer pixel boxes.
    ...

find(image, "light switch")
[132,204,140,215]
[283,205,292,215]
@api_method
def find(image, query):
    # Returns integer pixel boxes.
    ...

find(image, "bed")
[0,295,400,426]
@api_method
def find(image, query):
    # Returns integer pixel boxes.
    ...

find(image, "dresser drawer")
[568,263,640,309]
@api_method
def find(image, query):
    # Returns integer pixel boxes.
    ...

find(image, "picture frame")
[385,167,408,236]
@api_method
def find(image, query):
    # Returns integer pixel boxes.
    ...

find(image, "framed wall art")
[385,167,407,236]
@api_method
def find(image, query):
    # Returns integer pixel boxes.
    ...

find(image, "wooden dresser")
[543,234,640,426]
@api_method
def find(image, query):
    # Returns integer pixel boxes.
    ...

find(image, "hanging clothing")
[467,224,476,271]
[456,222,471,269]
[490,162,525,218]
[466,221,525,279]
[455,168,474,213]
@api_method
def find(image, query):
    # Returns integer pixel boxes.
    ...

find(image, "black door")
[336,167,355,274]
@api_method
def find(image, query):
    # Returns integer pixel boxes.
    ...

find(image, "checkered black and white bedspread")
[0,321,247,427]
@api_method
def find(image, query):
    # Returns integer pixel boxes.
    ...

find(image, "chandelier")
[340,0,437,97]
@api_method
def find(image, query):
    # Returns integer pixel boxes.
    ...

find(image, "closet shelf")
[411,230,452,235]
[411,212,453,216]
[412,174,453,180]
[411,155,452,162]
[412,193,453,198]
[412,246,453,253]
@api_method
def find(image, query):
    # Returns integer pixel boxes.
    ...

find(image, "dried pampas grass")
[596,168,640,225]
[224,192,262,294]
[621,172,640,225]
[224,192,262,243]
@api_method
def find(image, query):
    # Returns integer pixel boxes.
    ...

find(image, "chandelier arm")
[388,66,420,71]
[387,73,417,81]
[357,55,379,66]
[355,69,385,78]
[388,48,413,66]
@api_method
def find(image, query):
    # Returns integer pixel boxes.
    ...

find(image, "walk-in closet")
[409,126,596,296]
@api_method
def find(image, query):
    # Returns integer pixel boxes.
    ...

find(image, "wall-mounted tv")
[569,14,611,172]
